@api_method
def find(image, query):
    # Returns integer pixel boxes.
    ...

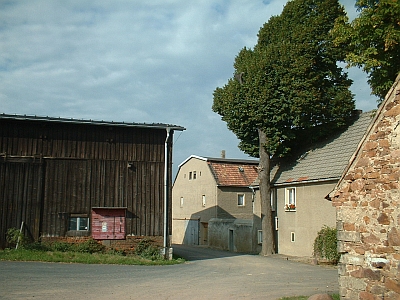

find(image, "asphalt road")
[0,245,338,300]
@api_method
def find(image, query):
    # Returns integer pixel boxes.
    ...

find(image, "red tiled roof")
[208,161,259,187]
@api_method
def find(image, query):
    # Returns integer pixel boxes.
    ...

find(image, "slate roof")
[271,111,373,185]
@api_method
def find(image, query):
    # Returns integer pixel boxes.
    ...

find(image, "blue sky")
[0,0,378,176]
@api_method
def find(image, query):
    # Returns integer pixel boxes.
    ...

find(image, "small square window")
[202,195,206,207]
[237,194,245,206]
[193,171,197,179]
[291,232,295,242]
[180,197,184,208]
[189,172,192,180]
[68,217,89,231]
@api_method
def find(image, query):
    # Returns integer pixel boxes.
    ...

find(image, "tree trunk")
[259,129,275,256]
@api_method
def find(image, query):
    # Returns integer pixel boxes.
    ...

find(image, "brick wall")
[330,79,400,299]
[41,236,163,253]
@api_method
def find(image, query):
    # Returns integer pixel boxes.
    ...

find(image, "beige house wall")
[172,157,217,244]
[275,181,337,257]
[216,186,254,219]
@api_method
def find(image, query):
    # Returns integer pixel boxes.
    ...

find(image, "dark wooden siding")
[0,158,44,247]
[0,119,172,247]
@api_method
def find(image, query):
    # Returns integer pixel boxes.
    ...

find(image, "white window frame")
[202,195,206,207]
[68,217,89,231]
[237,194,245,206]
[285,187,296,211]
[180,197,184,208]
[257,230,262,244]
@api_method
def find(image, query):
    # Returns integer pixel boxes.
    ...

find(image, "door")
[229,229,234,251]
[183,219,199,245]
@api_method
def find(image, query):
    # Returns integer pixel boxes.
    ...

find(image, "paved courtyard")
[0,245,338,300]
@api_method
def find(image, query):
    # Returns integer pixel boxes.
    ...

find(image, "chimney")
[221,150,226,159]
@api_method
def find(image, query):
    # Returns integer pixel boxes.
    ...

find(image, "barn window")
[68,217,89,231]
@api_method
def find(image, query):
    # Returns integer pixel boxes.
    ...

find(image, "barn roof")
[271,111,373,186]
[0,113,185,131]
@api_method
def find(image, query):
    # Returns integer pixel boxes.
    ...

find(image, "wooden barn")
[0,114,184,250]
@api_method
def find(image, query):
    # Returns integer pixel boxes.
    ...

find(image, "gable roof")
[328,73,400,199]
[176,155,259,187]
[207,158,259,187]
[271,111,373,186]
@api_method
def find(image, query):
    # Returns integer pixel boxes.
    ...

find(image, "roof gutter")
[270,177,339,187]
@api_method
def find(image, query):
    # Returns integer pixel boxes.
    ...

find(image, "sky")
[0,0,379,177]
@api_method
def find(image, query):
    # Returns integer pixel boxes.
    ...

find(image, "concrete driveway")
[0,245,338,300]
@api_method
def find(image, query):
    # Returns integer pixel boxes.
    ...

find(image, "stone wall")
[330,78,400,299]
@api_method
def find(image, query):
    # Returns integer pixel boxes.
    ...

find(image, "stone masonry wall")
[331,85,400,299]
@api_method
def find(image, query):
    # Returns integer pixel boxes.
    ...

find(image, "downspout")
[163,127,171,258]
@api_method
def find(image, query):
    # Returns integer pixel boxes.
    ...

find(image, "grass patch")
[278,294,339,300]
[0,248,184,266]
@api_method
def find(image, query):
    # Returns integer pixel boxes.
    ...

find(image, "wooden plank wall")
[0,119,170,245]
[0,159,44,248]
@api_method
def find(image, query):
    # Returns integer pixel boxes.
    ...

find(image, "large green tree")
[332,0,400,101]
[213,0,355,255]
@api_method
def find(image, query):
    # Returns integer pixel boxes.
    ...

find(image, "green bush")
[74,238,105,254]
[6,227,25,248]
[23,242,51,252]
[50,242,74,252]
[135,239,162,261]
[313,225,340,264]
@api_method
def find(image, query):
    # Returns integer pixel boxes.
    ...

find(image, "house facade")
[172,155,260,252]
[0,114,184,250]
[328,74,400,299]
[261,111,373,257]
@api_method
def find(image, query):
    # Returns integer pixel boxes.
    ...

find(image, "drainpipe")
[163,127,171,259]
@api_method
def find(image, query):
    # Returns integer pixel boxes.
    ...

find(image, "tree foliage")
[213,0,355,159]
[332,0,400,101]
[212,0,355,255]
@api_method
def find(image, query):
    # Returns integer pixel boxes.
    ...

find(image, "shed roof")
[271,112,373,185]
[0,113,185,131]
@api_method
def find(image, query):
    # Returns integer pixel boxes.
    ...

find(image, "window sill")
[284,209,296,212]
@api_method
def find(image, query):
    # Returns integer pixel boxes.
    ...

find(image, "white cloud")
[0,0,379,176]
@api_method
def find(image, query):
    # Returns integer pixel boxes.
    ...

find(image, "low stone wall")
[208,218,258,253]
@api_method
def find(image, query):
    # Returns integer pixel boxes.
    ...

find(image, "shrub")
[23,242,51,252]
[135,239,162,260]
[74,238,105,254]
[51,242,74,252]
[313,225,340,264]
[6,227,25,248]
